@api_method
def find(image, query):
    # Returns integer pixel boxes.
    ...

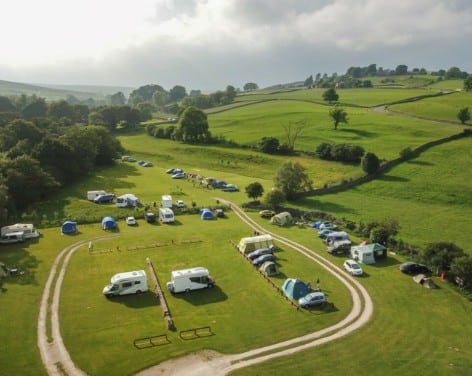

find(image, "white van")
[166,267,215,293]
[159,208,175,223]
[102,270,148,297]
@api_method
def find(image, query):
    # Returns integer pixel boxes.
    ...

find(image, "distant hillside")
[0,79,134,102]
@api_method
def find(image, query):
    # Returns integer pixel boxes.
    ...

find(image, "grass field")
[1,84,471,376]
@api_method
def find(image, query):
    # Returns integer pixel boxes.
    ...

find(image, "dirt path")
[37,203,373,376]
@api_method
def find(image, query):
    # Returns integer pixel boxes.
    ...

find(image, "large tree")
[243,82,258,91]
[421,242,465,276]
[283,119,306,152]
[329,106,348,130]
[464,75,472,91]
[322,88,339,103]
[361,152,380,174]
[457,107,470,124]
[178,106,210,143]
[274,161,312,200]
[245,182,264,202]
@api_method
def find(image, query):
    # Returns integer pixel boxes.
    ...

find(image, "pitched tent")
[259,261,279,277]
[200,208,214,220]
[101,216,117,230]
[237,234,274,254]
[282,278,311,300]
[350,244,376,264]
[61,221,78,234]
[413,274,437,289]
[270,211,293,227]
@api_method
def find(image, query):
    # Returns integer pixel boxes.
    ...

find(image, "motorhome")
[1,223,39,239]
[87,190,107,201]
[159,208,175,223]
[166,267,215,293]
[161,195,173,208]
[102,270,148,297]
[0,231,25,244]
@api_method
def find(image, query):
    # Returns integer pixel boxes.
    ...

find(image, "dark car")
[252,253,276,266]
[144,212,156,223]
[247,247,275,260]
[400,262,430,275]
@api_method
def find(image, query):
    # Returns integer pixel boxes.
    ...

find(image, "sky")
[0,0,471,92]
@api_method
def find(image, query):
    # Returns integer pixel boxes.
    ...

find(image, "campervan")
[0,231,25,244]
[166,267,215,293]
[159,208,175,223]
[102,270,148,297]
[1,223,39,239]
[161,195,173,208]
[87,190,107,201]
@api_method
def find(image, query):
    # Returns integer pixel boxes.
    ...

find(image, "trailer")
[159,208,175,223]
[161,195,173,208]
[102,270,148,297]
[166,267,215,293]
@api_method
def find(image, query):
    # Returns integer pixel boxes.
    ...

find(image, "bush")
[399,147,414,160]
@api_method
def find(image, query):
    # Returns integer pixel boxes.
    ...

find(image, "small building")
[270,211,293,227]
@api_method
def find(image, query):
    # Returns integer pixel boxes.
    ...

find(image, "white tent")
[270,212,293,227]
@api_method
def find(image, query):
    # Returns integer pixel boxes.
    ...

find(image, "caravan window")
[190,276,206,284]
[122,282,132,288]
[134,281,141,285]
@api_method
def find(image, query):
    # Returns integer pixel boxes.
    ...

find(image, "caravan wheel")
[135,290,142,295]
[185,288,190,293]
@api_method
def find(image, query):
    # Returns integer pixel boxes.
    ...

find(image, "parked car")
[247,247,275,260]
[212,180,227,189]
[259,210,276,218]
[319,222,333,229]
[298,291,327,308]
[144,212,156,223]
[343,259,363,276]
[142,162,153,167]
[171,172,186,179]
[317,229,334,239]
[222,184,239,192]
[175,200,185,208]
[166,168,182,174]
[125,216,136,226]
[400,262,430,275]
[252,253,276,266]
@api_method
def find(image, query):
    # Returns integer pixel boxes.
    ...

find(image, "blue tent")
[101,216,117,230]
[200,208,214,220]
[61,221,77,234]
[282,278,311,300]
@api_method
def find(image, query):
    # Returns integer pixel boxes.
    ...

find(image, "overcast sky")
[1,0,471,92]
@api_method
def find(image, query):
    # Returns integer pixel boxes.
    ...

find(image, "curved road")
[38,202,373,375]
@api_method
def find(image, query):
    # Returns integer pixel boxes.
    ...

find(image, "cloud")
[0,0,471,91]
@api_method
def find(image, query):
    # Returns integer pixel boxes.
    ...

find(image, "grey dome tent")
[101,216,116,230]
[259,261,279,277]
[61,221,77,234]
[282,278,311,300]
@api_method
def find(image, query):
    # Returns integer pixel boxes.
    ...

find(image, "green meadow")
[1,84,471,375]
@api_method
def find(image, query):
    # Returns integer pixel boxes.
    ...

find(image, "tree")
[329,106,348,130]
[315,142,333,160]
[369,219,400,245]
[47,100,74,121]
[109,92,126,106]
[450,255,472,290]
[169,85,187,101]
[259,137,279,154]
[304,75,313,87]
[464,75,472,91]
[0,96,15,112]
[274,161,312,200]
[264,188,285,210]
[283,119,306,152]
[421,242,465,276]
[245,182,264,201]
[395,65,408,75]
[322,88,339,103]
[361,152,380,174]
[225,85,237,102]
[457,107,470,124]
[178,106,210,143]
[243,82,258,91]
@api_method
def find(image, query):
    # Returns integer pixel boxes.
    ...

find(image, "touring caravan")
[237,234,275,255]
[102,270,148,297]
[161,195,173,208]
[1,223,39,239]
[87,190,107,201]
[159,208,175,223]
[116,193,140,208]
[166,267,215,293]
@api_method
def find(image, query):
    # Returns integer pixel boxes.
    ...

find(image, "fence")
[133,334,170,349]
[179,326,212,340]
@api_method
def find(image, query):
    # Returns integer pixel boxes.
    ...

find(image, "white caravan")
[1,223,40,239]
[166,267,215,293]
[161,195,173,208]
[102,270,148,297]
[87,190,107,201]
[116,193,140,208]
[159,208,175,223]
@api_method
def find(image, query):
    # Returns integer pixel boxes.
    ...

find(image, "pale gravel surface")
[37,202,373,376]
